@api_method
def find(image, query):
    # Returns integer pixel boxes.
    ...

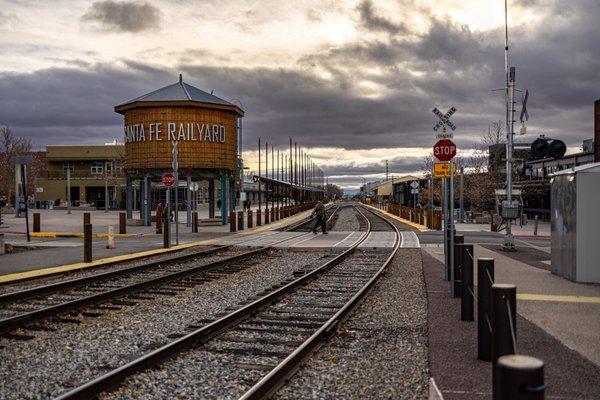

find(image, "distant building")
[35,144,126,208]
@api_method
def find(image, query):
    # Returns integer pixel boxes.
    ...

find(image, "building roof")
[548,161,600,177]
[45,145,124,161]
[114,75,244,116]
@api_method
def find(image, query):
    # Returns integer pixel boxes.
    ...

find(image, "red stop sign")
[162,172,176,187]
[433,139,457,161]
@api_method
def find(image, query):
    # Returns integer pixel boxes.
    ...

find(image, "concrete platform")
[0,208,314,283]
[423,244,600,367]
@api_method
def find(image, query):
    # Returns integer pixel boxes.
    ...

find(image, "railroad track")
[284,204,340,232]
[0,207,342,338]
[55,205,400,400]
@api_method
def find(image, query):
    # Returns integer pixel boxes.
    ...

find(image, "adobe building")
[114,75,244,225]
[35,143,126,208]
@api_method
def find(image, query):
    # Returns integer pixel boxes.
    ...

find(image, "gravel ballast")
[275,248,429,400]
[0,249,328,400]
[329,206,361,232]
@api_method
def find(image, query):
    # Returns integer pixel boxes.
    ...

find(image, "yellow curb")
[0,237,222,284]
[363,204,429,232]
[0,209,313,284]
[517,293,600,304]
[30,232,135,238]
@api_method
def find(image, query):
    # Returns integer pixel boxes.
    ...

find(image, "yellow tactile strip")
[0,209,313,284]
[517,293,600,304]
[30,232,135,238]
[363,204,429,232]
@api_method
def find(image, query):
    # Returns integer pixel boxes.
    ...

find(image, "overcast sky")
[1,0,598,189]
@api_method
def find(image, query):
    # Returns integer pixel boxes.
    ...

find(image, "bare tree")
[481,120,505,147]
[0,126,33,206]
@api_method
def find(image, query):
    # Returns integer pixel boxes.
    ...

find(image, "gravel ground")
[329,207,360,232]
[275,248,429,400]
[0,245,225,295]
[0,249,329,400]
[102,249,399,400]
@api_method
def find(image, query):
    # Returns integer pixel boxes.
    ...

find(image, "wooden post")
[119,212,126,234]
[33,213,40,233]
[247,210,253,228]
[230,211,237,232]
[192,211,198,233]
[83,212,90,225]
[83,224,92,262]
[238,211,244,230]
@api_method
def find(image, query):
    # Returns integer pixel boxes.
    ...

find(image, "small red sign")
[162,172,176,187]
[433,139,457,161]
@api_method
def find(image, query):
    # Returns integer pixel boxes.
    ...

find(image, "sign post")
[172,141,179,245]
[432,107,458,296]
[162,171,175,245]
[9,155,33,241]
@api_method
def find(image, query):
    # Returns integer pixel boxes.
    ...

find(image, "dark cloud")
[1,0,599,188]
[357,0,405,34]
[81,0,161,33]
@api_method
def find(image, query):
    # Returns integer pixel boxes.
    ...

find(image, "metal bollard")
[247,210,253,228]
[453,235,465,297]
[461,244,474,321]
[265,207,270,224]
[497,355,544,400]
[237,211,244,230]
[83,223,92,262]
[492,283,518,399]
[534,215,538,236]
[33,212,40,233]
[0,233,5,255]
[192,211,198,233]
[83,212,91,225]
[478,258,495,361]
[119,212,126,234]
[230,211,237,232]
[163,211,170,248]
[256,209,262,226]
[271,207,275,222]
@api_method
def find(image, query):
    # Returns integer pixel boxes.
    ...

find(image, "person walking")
[312,200,327,234]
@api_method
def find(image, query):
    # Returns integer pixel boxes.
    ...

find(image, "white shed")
[550,162,600,283]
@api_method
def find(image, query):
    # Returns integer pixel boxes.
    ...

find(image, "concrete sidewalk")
[424,244,600,367]
[0,208,314,280]
[454,220,550,237]
[423,251,600,400]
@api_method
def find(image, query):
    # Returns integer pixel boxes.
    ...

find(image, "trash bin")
[550,162,600,283]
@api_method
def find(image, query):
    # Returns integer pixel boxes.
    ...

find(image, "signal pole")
[503,0,516,250]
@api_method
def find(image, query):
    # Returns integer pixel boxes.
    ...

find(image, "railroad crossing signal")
[432,106,456,134]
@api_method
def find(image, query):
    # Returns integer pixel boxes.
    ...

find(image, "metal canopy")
[252,175,324,192]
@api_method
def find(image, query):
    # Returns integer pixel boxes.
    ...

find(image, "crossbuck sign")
[432,107,456,138]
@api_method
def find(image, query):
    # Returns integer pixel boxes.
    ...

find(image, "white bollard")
[106,226,115,249]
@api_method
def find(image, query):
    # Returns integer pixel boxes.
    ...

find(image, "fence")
[454,242,545,399]
[386,203,442,230]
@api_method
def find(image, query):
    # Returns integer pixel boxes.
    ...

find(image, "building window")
[63,162,74,173]
[91,161,104,174]
[105,161,113,176]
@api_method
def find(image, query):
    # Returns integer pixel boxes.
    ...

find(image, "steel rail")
[54,206,370,400]
[1,207,343,335]
[238,205,401,400]
[0,245,231,305]
[0,247,269,335]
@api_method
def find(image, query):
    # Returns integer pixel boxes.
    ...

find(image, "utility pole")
[460,166,464,222]
[67,168,72,214]
[503,0,516,250]
[385,160,389,181]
